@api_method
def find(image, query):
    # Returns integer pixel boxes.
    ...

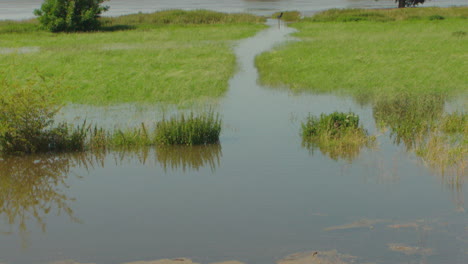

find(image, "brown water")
[1,13,467,264]
[1,0,467,20]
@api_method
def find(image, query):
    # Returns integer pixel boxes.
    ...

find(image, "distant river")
[1,0,467,20]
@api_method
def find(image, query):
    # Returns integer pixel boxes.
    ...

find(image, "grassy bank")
[256,7,467,100]
[257,7,467,173]
[0,10,266,105]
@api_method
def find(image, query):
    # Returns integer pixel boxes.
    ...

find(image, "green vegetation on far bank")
[256,7,467,100]
[0,10,266,105]
[257,7,467,174]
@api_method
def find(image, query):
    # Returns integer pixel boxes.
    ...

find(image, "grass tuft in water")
[155,111,222,146]
[301,112,375,162]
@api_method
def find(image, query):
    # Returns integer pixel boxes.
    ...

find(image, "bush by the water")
[0,81,86,154]
[155,111,221,146]
[301,112,374,161]
[34,0,109,32]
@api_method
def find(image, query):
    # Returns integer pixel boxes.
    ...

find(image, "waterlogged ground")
[0,20,467,264]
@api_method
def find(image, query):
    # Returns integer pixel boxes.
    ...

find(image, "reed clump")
[155,111,222,146]
[301,112,375,162]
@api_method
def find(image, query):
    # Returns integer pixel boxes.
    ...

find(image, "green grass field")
[256,7,467,102]
[0,11,266,105]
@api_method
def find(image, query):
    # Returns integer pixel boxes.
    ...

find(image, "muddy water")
[1,0,467,20]
[1,19,467,264]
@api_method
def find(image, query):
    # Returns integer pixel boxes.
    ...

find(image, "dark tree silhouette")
[397,0,426,8]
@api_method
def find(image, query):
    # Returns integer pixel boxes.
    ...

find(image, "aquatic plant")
[301,112,375,162]
[155,111,222,146]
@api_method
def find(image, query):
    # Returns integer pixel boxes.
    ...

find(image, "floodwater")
[1,3,467,264]
[1,0,467,20]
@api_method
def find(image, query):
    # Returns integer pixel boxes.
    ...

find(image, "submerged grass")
[0,10,266,105]
[301,112,375,162]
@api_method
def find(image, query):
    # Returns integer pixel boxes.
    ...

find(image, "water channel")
[1,1,467,264]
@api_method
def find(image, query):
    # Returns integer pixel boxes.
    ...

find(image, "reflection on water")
[0,145,223,247]
[301,132,375,163]
[156,145,222,173]
[0,154,81,244]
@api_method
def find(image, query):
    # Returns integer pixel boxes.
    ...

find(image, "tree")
[396,0,426,8]
[34,0,109,32]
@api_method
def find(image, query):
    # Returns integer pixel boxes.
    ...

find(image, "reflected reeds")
[373,93,445,149]
[0,153,84,245]
[301,112,376,162]
[156,144,222,173]
[0,143,222,246]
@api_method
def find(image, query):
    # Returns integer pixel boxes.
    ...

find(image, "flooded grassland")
[1,7,467,264]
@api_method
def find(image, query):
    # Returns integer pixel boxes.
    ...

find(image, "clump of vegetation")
[415,111,467,176]
[34,0,109,32]
[0,79,86,154]
[272,11,301,22]
[429,14,445,20]
[301,112,375,162]
[440,112,467,134]
[452,31,467,37]
[155,111,221,146]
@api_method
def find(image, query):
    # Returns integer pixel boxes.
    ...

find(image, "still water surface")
[1,2,467,264]
[1,0,467,20]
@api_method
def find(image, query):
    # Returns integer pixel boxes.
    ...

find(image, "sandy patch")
[388,243,434,256]
[278,250,357,264]
[50,260,96,264]
[324,219,388,231]
[387,222,419,229]
[122,259,244,264]
[122,259,197,264]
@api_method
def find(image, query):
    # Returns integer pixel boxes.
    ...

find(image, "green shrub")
[0,80,86,154]
[34,0,109,32]
[155,111,221,145]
